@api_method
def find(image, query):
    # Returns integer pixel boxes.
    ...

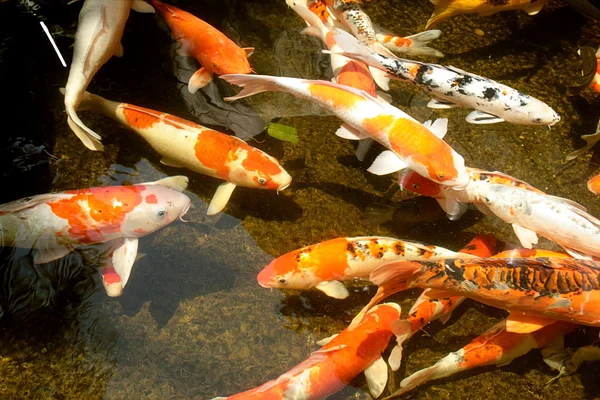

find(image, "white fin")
[427,98,457,109]
[316,280,349,299]
[356,138,374,161]
[160,157,186,168]
[564,130,600,161]
[301,26,321,38]
[369,65,390,91]
[524,0,546,15]
[388,344,404,372]
[512,224,539,249]
[243,47,255,57]
[316,333,339,346]
[112,238,139,288]
[437,195,468,220]
[188,67,213,94]
[376,90,393,103]
[131,0,155,13]
[207,182,237,215]
[100,266,123,297]
[364,356,388,399]
[33,245,72,264]
[67,114,104,151]
[422,118,448,139]
[563,247,595,260]
[367,150,407,175]
[466,110,505,124]
[335,124,369,140]
[141,175,189,192]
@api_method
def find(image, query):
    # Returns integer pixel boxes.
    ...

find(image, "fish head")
[257,245,322,289]
[518,97,561,126]
[120,185,191,237]
[398,170,443,197]
[229,147,292,191]
[211,49,253,76]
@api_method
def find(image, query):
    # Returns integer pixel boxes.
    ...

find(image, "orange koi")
[589,173,600,195]
[149,0,253,93]
[212,303,402,400]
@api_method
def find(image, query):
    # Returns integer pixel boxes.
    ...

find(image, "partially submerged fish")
[327,29,561,126]
[149,0,253,93]
[221,74,470,193]
[387,319,575,398]
[0,176,191,297]
[257,236,480,299]
[212,303,402,400]
[425,0,550,29]
[63,0,155,151]
[61,90,291,215]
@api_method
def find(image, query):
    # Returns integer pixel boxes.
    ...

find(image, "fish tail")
[397,363,443,396]
[287,0,327,40]
[378,30,444,58]
[60,88,104,151]
[221,74,286,101]
[426,0,453,29]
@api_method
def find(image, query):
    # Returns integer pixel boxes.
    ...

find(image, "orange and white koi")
[0,176,191,297]
[221,74,470,192]
[588,173,600,196]
[387,319,575,398]
[149,0,253,93]
[212,303,401,400]
[425,0,550,29]
[371,256,600,332]
[61,90,291,215]
[63,0,155,151]
[257,236,481,299]
[387,234,496,371]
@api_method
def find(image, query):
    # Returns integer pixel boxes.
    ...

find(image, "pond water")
[0,0,600,399]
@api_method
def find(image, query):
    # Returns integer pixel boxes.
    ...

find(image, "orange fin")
[506,314,557,334]
[188,67,213,93]
[421,288,456,299]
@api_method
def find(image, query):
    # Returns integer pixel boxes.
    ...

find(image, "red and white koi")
[62,90,291,215]
[388,319,575,398]
[149,0,253,93]
[0,176,191,297]
[327,29,561,126]
[63,0,154,152]
[257,236,480,299]
[212,303,401,400]
[221,74,470,192]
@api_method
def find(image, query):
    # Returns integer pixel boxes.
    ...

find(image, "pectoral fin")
[505,314,556,334]
[188,67,213,94]
[114,42,124,57]
[367,150,408,175]
[243,47,255,57]
[316,333,339,346]
[422,118,448,139]
[131,0,156,13]
[33,245,72,264]
[466,110,505,124]
[207,182,236,215]
[141,175,189,192]
[427,98,457,109]
[111,238,139,288]
[335,124,369,140]
[364,356,388,399]
[316,280,349,299]
[160,157,186,168]
[100,266,123,297]
[512,223,539,249]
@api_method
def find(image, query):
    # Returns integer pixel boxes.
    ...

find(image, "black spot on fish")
[414,64,431,85]
[482,87,499,100]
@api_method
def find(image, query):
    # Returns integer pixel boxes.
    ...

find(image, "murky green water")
[1,0,600,398]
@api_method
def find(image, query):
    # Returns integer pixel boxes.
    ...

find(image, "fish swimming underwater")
[60,90,291,215]
[212,303,402,400]
[387,319,575,398]
[568,46,600,96]
[425,0,550,29]
[257,236,480,299]
[149,0,253,93]
[588,173,600,196]
[327,29,561,126]
[0,176,191,297]
[63,0,155,151]
[221,74,470,195]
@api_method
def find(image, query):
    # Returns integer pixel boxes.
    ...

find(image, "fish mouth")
[277,183,291,193]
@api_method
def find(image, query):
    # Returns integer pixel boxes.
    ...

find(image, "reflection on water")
[1,0,600,399]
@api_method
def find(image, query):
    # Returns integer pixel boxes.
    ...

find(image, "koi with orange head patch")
[221,74,470,192]
[62,91,291,216]
[257,236,479,299]
[148,0,253,93]
[212,303,402,400]
[388,319,575,398]
[0,176,191,297]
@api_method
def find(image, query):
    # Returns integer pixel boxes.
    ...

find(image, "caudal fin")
[426,0,454,29]
[377,30,444,58]
[460,234,497,257]
[396,364,442,396]
[388,319,413,371]
[60,88,104,151]
[221,74,286,101]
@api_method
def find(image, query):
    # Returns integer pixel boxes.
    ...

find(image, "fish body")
[215,303,402,400]
[376,30,445,58]
[257,236,479,299]
[149,0,252,93]
[371,257,600,329]
[588,174,600,195]
[64,0,154,152]
[390,319,575,398]
[0,176,191,296]
[221,74,470,189]
[592,46,600,92]
[426,0,550,29]
[328,29,560,126]
[68,91,291,215]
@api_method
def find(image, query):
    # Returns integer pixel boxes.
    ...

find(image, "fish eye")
[412,183,420,189]
[437,173,445,179]
[484,197,490,203]
[277,277,287,284]
[157,210,167,218]
[258,177,267,185]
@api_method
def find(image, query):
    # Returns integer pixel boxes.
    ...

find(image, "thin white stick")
[40,21,67,67]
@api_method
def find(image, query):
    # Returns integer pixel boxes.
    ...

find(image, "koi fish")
[149,0,253,93]
[589,173,600,196]
[63,0,155,151]
[375,30,444,58]
[212,303,401,400]
[387,234,496,371]
[568,46,600,96]
[0,176,191,297]
[327,29,561,126]
[221,74,470,192]
[387,319,575,398]
[425,0,550,29]
[257,236,481,299]
[61,90,291,215]
[370,257,600,332]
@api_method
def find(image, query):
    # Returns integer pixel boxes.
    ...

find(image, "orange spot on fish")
[308,83,364,110]
[145,194,158,204]
[362,114,395,133]
[241,151,282,189]
[102,267,121,285]
[134,228,146,234]
[122,105,161,129]
[408,64,420,78]
[194,130,243,179]
[309,0,330,23]
[337,61,376,96]
[325,31,337,49]
[588,174,600,195]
